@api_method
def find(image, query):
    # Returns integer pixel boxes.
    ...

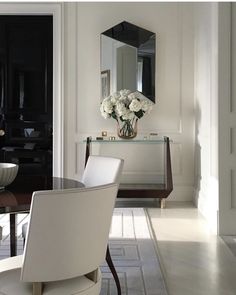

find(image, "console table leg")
[160,198,166,209]
[106,245,121,295]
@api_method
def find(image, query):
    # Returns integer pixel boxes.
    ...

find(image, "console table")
[85,136,173,208]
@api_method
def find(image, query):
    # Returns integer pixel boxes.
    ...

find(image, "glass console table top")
[83,138,169,143]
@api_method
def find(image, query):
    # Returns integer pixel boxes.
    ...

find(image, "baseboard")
[167,185,194,201]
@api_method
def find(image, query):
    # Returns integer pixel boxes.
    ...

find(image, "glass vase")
[117,119,138,139]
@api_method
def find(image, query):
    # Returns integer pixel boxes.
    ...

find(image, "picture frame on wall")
[101,70,110,99]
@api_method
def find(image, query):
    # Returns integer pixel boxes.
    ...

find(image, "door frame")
[218,2,236,234]
[0,3,64,177]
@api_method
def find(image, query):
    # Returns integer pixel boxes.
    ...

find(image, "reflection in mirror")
[101,21,156,103]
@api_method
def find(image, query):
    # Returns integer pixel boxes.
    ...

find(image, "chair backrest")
[82,155,124,187]
[21,183,118,283]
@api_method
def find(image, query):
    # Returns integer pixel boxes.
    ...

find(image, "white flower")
[101,111,110,119]
[100,89,153,122]
[103,100,113,114]
[120,89,131,96]
[118,95,127,102]
[100,105,110,118]
[128,93,136,100]
[129,99,142,112]
[113,92,121,99]
[122,110,134,120]
[103,96,111,102]
[116,102,127,116]
[141,99,153,112]
[110,96,118,105]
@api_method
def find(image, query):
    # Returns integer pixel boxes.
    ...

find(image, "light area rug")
[0,208,167,295]
[101,208,167,295]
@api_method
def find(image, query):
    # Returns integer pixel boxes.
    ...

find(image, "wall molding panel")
[218,3,236,234]
[193,3,219,233]
[230,169,236,209]
[63,3,195,201]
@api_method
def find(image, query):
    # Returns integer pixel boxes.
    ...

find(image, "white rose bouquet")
[100,89,153,138]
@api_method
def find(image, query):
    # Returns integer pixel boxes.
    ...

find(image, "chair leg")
[32,282,43,295]
[10,214,16,257]
[106,245,121,295]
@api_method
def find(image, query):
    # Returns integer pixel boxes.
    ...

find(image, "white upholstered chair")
[82,155,124,187]
[0,183,118,295]
[81,155,124,295]
[22,156,124,294]
[22,156,124,239]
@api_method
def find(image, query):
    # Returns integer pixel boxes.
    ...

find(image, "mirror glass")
[101,21,156,103]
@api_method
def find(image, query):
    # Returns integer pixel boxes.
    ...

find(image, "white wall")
[193,3,219,232]
[63,2,195,201]
[218,3,236,235]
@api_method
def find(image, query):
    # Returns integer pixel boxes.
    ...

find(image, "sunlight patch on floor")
[110,208,151,239]
[148,203,236,295]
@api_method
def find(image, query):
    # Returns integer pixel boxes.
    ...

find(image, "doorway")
[0,3,63,177]
[0,15,53,176]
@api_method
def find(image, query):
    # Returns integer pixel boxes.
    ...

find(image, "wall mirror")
[101,21,156,103]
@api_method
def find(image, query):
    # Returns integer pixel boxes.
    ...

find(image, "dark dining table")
[0,175,84,257]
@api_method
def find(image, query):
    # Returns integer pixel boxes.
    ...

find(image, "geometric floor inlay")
[101,208,168,295]
[0,208,168,295]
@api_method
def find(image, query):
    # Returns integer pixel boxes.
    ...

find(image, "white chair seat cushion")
[0,255,23,273]
[0,256,102,295]
[0,268,31,295]
[42,272,101,295]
